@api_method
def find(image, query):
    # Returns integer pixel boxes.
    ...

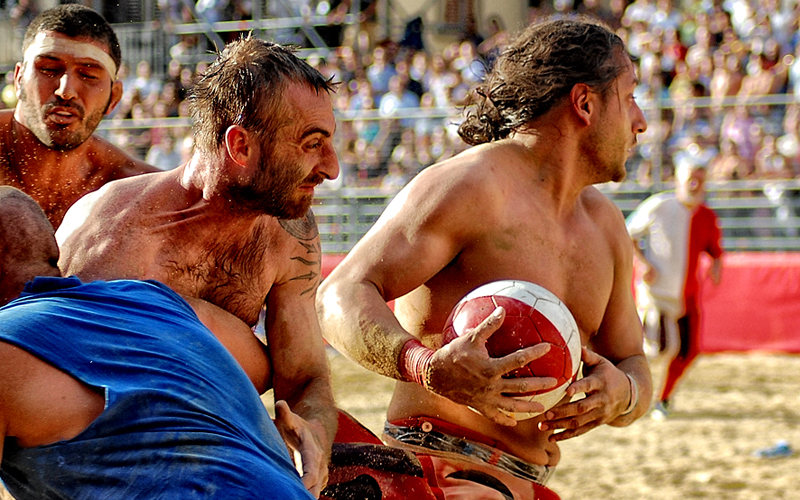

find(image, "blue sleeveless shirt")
[0,277,312,500]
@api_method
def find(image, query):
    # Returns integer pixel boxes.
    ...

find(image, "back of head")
[189,35,335,155]
[0,187,60,306]
[458,17,629,145]
[22,4,122,74]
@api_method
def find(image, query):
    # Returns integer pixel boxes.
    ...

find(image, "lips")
[299,173,327,191]
[45,105,83,125]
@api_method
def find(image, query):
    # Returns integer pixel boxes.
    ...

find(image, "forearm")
[317,279,415,381]
[276,372,337,451]
[609,354,652,427]
[711,257,723,284]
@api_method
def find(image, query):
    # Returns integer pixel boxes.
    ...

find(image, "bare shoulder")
[269,210,324,294]
[57,172,172,270]
[580,185,632,250]
[62,171,161,225]
[0,111,12,161]
[400,141,520,210]
[277,209,320,243]
[0,109,12,129]
[86,134,160,178]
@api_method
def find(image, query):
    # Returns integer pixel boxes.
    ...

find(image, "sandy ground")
[327,350,800,500]
[2,351,796,499]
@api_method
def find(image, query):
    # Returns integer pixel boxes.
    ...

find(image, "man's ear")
[13,62,23,99]
[105,80,124,116]
[224,125,252,167]
[570,83,595,127]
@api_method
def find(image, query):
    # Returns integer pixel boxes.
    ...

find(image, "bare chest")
[414,218,616,341]
[91,218,283,327]
[0,155,108,228]
[158,238,278,327]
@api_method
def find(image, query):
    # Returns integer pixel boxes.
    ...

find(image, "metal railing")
[314,181,800,254]
[96,108,800,253]
[94,89,800,253]
[110,11,360,72]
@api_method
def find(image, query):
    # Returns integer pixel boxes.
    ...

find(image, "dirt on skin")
[326,350,800,500]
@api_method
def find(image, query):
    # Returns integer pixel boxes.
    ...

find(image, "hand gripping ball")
[443,280,582,420]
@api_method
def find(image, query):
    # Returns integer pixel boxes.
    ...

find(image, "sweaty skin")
[57,82,339,497]
[0,31,157,229]
[0,111,156,229]
[317,57,652,467]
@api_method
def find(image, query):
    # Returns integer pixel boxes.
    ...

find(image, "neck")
[176,160,266,224]
[510,128,592,190]
[678,192,703,208]
[180,151,228,201]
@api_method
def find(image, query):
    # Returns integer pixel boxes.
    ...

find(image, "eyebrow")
[300,126,334,140]
[35,54,106,71]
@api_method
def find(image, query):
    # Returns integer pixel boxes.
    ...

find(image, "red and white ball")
[443,280,582,420]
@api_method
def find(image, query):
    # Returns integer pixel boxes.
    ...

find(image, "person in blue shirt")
[0,186,315,499]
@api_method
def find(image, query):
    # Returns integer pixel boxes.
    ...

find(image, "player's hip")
[387,389,558,466]
[384,418,561,500]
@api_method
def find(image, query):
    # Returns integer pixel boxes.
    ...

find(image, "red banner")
[699,252,800,353]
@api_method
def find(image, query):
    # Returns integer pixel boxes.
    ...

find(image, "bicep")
[264,225,332,392]
[264,280,331,400]
[342,189,468,302]
[590,218,644,362]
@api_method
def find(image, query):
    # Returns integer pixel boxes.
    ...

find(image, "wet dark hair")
[22,4,122,74]
[189,35,336,154]
[458,17,630,146]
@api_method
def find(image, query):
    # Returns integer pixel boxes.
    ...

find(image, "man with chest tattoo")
[317,18,652,499]
[0,186,315,500]
[0,4,157,229]
[56,36,339,497]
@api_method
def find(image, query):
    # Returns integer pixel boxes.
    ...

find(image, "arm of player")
[0,340,105,455]
[273,400,328,498]
[267,280,335,497]
[266,216,337,496]
[182,295,273,393]
[630,237,658,284]
[539,204,652,440]
[317,166,557,426]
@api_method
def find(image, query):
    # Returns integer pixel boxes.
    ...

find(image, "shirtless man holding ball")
[317,18,652,499]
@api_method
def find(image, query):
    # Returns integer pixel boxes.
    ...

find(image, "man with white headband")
[0,4,156,229]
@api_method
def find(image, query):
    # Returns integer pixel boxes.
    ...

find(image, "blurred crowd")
[5,0,800,190]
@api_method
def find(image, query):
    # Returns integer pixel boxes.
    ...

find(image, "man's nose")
[320,142,340,180]
[634,103,647,134]
[55,73,78,100]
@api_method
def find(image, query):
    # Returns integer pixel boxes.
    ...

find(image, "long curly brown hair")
[458,17,630,146]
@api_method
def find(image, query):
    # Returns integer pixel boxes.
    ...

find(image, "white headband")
[23,33,118,82]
